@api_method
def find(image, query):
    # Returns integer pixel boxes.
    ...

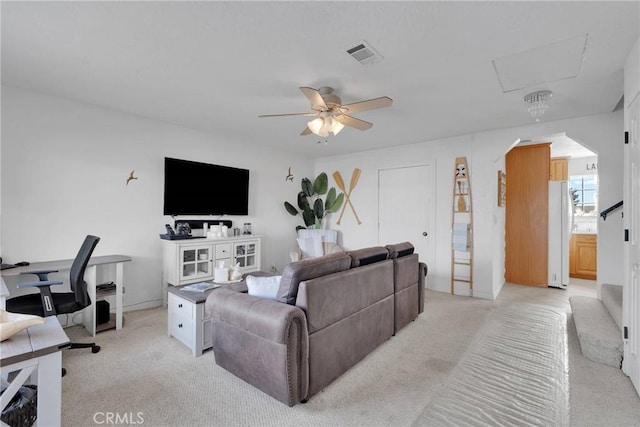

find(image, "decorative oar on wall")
[333,168,362,225]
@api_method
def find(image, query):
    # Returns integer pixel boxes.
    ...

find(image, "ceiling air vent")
[346,40,383,65]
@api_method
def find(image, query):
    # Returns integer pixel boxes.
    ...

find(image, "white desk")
[2,255,131,336]
[0,317,69,427]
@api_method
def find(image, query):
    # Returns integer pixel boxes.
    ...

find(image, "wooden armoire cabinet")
[505,143,551,286]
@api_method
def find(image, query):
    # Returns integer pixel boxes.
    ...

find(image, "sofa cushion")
[246,275,282,300]
[385,242,414,259]
[276,252,352,305]
[297,259,394,334]
[347,246,389,267]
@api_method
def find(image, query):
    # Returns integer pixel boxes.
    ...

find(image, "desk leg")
[0,363,36,413]
[37,351,63,427]
[83,265,97,337]
[116,262,124,330]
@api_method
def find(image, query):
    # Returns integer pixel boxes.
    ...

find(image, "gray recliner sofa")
[205,242,427,406]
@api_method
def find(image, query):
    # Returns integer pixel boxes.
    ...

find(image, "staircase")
[569,284,623,368]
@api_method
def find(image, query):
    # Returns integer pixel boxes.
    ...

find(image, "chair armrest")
[16,279,63,317]
[206,288,309,406]
[17,280,63,289]
[20,269,59,281]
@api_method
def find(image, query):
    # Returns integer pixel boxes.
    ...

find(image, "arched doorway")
[504,132,598,290]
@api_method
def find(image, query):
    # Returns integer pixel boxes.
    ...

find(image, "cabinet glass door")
[180,246,212,281]
[245,243,256,268]
[182,249,197,278]
[197,248,210,274]
[234,242,257,271]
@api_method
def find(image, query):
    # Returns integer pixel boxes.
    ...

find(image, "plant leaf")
[297,191,310,211]
[314,198,324,219]
[301,178,313,197]
[284,201,299,216]
[302,208,316,227]
[313,173,328,195]
[327,192,344,213]
[295,225,306,231]
[325,187,336,210]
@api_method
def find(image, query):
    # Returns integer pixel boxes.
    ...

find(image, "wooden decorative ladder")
[451,156,473,295]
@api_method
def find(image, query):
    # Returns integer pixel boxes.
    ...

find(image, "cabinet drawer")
[169,312,193,347]
[215,243,232,259]
[168,293,194,318]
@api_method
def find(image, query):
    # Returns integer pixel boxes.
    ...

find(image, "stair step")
[569,296,623,368]
[601,284,623,331]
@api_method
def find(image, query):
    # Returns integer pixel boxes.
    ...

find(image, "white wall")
[316,111,624,300]
[1,85,314,310]
[569,156,598,176]
[315,135,469,295]
[624,38,640,109]
[2,85,625,308]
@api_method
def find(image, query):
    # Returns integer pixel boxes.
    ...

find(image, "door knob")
[422,232,428,237]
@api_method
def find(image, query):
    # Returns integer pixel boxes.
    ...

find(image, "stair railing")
[600,200,623,221]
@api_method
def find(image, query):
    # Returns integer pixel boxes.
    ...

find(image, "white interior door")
[378,165,434,271]
[624,95,640,394]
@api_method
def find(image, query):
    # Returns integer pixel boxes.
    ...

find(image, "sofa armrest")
[206,288,309,406]
[418,262,428,314]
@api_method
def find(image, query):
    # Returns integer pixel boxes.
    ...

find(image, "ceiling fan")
[258,86,393,137]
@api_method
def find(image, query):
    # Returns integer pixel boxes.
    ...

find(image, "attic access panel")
[492,34,588,93]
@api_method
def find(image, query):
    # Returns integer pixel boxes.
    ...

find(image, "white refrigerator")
[548,181,572,288]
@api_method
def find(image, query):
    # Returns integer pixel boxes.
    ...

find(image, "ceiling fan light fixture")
[326,116,345,135]
[261,86,392,137]
[307,116,344,137]
[308,117,324,135]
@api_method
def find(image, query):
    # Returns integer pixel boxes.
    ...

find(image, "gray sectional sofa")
[205,242,427,406]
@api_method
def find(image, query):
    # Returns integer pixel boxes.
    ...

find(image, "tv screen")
[163,157,249,216]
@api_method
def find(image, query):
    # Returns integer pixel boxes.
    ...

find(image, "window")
[569,175,598,216]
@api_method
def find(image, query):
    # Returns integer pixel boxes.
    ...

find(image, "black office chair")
[6,235,102,374]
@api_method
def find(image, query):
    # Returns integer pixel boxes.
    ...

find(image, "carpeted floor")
[60,280,640,426]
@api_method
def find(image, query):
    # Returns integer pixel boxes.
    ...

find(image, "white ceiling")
[2,1,638,158]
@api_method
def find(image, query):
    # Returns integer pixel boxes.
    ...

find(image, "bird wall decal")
[285,167,294,182]
[126,170,138,186]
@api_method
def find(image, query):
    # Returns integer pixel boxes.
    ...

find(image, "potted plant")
[284,172,344,230]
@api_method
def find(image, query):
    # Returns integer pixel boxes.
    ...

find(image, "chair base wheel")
[92,345,101,353]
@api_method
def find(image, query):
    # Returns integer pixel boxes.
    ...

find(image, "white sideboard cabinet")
[162,235,261,305]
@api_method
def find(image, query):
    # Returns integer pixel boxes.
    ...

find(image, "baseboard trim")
[123,301,163,312]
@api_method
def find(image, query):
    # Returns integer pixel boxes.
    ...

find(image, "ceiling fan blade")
[300,126,313,136]
[300,87,328,110]
[335,114,373,131]
[341,96,393,114]
[258,112,317,118]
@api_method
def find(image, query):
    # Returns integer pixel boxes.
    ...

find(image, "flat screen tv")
[163,157,249,216]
